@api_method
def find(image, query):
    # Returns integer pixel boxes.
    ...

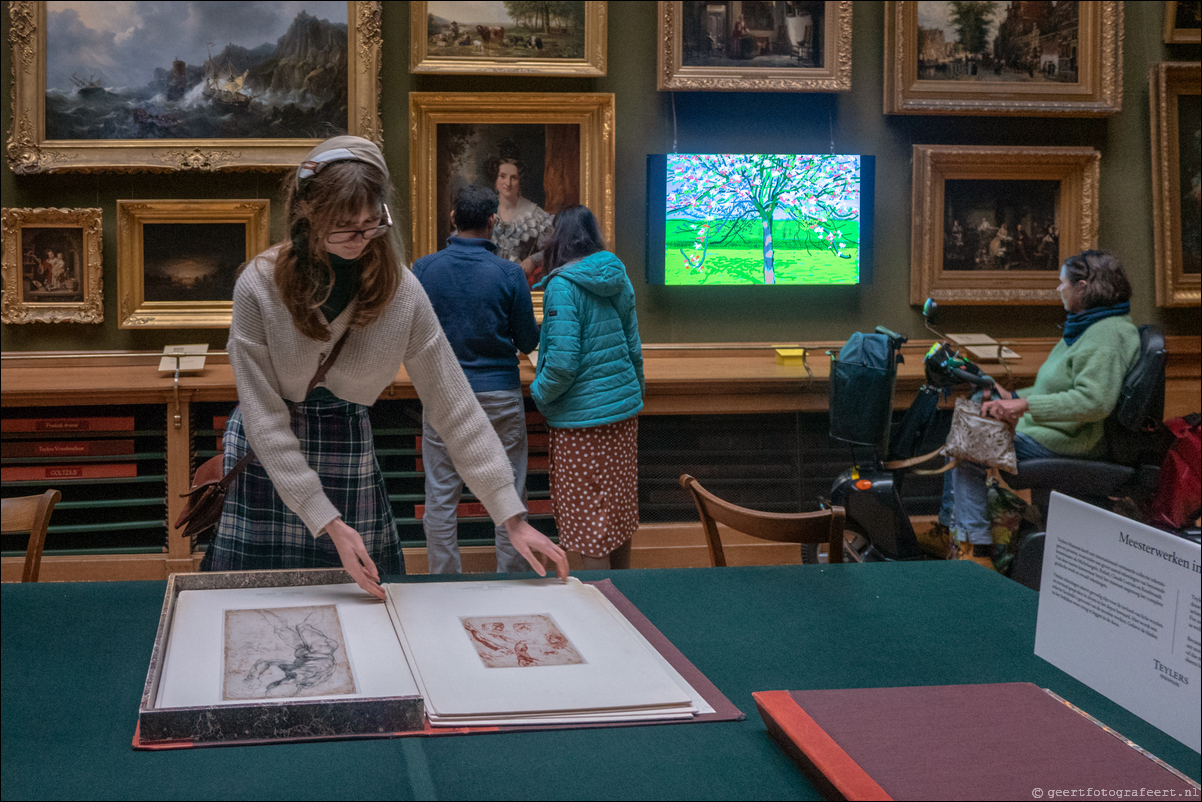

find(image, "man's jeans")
[951,432,1058,545]
[422,388,530,574]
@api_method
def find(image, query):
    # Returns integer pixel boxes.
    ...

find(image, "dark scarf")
[1063,301,1129,346]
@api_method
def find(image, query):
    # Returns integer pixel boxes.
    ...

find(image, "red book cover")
[1,463,138,481]
[525,411,545,425]
[527,433,550,449]
[528,455,549,471]
[1,439,136,458]
[415,499,553,519]
[213,416,229,451]
[1,416,135,433]
[753,684,1199,801]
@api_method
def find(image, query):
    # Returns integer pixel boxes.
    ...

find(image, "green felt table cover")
[2,562,1199,800]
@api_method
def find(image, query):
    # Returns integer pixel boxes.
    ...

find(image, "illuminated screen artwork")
[646,154,874,286]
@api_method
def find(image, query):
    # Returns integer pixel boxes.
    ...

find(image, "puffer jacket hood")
[537,251,628,298]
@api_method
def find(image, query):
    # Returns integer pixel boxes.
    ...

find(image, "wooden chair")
[679,474,845,567]
[2,489,61,582]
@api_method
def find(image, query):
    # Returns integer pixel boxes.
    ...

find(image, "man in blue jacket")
[412,185,541,573]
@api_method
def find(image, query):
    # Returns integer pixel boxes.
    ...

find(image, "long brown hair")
[274,160,404,341]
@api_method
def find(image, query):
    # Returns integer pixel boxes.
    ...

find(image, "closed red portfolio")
[753,684,1199,801]
[1,416,135,433]
[1,463,138,481]
[415,499,553,519]
[1,439,135,458]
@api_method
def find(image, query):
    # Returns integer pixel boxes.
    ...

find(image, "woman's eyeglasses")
[326,204,393,245]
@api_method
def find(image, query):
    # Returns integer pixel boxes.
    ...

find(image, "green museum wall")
[2,1,1198,353]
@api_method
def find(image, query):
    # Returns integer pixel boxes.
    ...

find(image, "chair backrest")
[1,489,61,582]
[679,474,845,567]
[1106,324,1167,466]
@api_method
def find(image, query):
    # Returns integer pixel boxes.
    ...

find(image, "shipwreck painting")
[223,605,357,700]
[42,0,350,141]
[461,614,585,669]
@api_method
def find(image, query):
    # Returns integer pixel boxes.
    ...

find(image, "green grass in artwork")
[665,219,860,285]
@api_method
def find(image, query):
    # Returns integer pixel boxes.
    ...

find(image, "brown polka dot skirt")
[548,416,639,558]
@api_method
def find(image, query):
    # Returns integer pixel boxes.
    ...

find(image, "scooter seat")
[1007,458,1135,498]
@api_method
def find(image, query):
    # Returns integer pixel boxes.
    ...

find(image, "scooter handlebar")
[874,326,908,346]
[947,364,996,389]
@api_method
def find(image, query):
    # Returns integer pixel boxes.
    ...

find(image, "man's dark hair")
[1062,249,1132,309]
[544,205,606,272]
[454,185,499,232]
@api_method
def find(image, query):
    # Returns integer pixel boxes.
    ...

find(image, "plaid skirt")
[205,397,404,574]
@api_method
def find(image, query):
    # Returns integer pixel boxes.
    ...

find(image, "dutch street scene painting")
[664,154,862,285]
[44,1,349,140]
[916,1,1080,83]
[425,2,587,60]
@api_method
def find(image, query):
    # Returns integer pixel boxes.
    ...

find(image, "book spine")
[1,439,136,458]
[0,416,136,433]
[1,463,138,481]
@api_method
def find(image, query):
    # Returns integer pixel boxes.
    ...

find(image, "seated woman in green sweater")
[951,250,1141,569]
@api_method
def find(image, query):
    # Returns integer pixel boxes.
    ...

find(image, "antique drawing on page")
[223,605,357,700]
[461,614,585,668]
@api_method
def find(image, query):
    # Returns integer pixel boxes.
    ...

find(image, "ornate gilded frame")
[409,92,615,313]
[910,145,1100,306]
[657,1,852,92]
[117,200,270,329]
[410,1,607,76]
[6,1,382,174]
[1,207,103,324]
[1164,1,1202,44]
[1150,62,1201,308]
[884,1,1122,116]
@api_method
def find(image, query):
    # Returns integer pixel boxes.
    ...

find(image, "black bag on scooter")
[829,332,898,451]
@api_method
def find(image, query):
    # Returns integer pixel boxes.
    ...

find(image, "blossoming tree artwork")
[664,154,862,285]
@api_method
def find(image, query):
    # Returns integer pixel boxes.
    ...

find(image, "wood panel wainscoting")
[3,337,1198,582]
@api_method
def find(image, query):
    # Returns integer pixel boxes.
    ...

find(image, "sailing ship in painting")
[44,4,349,140]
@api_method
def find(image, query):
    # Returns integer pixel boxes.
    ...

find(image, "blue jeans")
[951,432,1059,546]
[422,388,530,574]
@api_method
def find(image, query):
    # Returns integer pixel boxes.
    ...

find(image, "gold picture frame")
[657,1,852,92]
[1164,1,1201,44]
[6,1,382,174]
[910,145,1100,306]
[410,1,607,76]
[884,1,1123,116]
[117,200,270,329]
[1150,62,1201,308]
[1,207,103,324]
[409,92,616,313]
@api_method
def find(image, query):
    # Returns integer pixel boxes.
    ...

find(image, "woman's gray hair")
[1061,250,1132,309]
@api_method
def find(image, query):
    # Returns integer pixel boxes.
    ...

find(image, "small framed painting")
[116,200,270,328]
[1,206,104,324]
[1150,62,1201,307]
[410,1,607,76]
[1164,1,1201,44]
[910,145,1100,305]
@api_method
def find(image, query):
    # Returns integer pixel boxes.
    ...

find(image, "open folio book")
[146,574,710,744]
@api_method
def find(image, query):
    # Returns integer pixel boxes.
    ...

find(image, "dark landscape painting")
[681,1,826,68]
[21,227,84,302]
[142,223,245,303]
[916,1,1080,83]
[942,179,1060,272]
[1179,94,1201,275]
[44,1,349,140]
[426,1,586,60]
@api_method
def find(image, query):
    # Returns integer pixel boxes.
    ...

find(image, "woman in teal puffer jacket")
[532,205,644,570]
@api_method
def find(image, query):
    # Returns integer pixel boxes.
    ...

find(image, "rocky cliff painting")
[44,1,350,140]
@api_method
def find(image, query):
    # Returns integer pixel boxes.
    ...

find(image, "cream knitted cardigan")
[227,245,526,536]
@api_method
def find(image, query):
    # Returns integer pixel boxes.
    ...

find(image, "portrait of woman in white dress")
[485,139,554,286]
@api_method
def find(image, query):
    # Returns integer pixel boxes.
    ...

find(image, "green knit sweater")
[1016,315,1140,457]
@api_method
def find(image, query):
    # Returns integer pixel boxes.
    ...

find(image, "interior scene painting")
[223,606,356,701]
[142,222,245,303]
[425,1,587,60]
[916,1,1080,83]
[1179,94,1201,275]
[942,179,1061,272]
[435,123,580,265]
[461,614,585,669]
[20,227,84,303]
[43,1,350,140]
[681,1,826,68]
